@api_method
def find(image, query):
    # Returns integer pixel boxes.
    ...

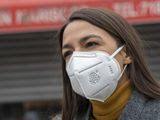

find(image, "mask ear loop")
[110,45,125,59]
[116,64,127,81]
[109,45,127,81]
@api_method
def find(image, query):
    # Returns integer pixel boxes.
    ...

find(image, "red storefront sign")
[0,0,160,33]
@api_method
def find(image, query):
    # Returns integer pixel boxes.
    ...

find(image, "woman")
[55,8,160,120]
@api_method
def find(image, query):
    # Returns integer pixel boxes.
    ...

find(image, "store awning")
[0,0,160,33]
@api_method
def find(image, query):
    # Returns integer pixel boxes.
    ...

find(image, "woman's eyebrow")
[79,34,102,44]
[62,34,102,49]
[62,44,72,49]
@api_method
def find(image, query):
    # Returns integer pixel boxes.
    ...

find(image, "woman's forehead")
[62,20,113,46]
[63,20,93,41]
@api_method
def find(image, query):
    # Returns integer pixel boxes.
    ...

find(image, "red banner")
[0,0,160,33]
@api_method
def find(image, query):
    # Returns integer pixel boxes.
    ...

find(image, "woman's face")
[62,20,132,85]
[63,20,128,65]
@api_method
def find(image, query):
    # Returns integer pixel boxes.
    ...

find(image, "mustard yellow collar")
[90,80,133,120]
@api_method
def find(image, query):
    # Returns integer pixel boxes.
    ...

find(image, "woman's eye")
[85,42,99,48]
[63,51,73,59]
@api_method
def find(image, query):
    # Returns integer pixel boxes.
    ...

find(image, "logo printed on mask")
[108,65,114,74]
[89,70,100,85]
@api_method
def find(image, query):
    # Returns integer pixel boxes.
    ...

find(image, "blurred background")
[0,0,160,120]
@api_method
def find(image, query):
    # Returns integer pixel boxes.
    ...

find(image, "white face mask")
[66,45,127,102]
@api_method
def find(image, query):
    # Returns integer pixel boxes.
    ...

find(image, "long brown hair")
[57,8,160,120]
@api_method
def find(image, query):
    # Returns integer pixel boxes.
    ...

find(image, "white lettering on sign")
[140,1,160,16]
[113,1,160,18]
[0,10,12,25]
[16,8,67,24]
[113,2,138,18]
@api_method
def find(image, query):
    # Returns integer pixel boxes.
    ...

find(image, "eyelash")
[63,51,73,59]
[85,41,99,48]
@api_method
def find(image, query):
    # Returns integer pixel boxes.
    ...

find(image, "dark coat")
[53,90,160,120]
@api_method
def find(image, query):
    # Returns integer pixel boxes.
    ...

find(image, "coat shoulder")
[140,98,160,120]
[119,90,160,120]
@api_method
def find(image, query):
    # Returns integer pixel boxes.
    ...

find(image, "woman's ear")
[123,55,132,64]
[120,47,132,64]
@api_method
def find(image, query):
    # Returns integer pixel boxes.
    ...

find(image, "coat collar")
[85,90,148,120]
[119,90,148,120]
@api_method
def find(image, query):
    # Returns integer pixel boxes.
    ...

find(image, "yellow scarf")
[90,80,133,120]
